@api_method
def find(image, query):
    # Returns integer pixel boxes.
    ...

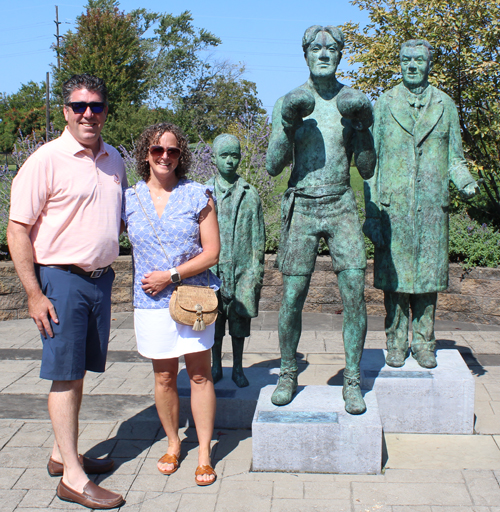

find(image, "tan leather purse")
[169,281,218,331]
[133,184,218,331]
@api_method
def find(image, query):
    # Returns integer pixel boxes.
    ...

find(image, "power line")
[202,49,302,58]
[0,36,52,47]
[0,49,52,59]
[1,22,52,33]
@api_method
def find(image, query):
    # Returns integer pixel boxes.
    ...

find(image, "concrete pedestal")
[252,385,382,474]
[360,349,475,434]
[177,366,279,429]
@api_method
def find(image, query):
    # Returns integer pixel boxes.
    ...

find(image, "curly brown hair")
[135,122,192,181]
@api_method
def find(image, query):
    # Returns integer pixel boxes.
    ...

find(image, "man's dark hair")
[62,74,108,105]
[302,25,344,57]
[400,39,434,63]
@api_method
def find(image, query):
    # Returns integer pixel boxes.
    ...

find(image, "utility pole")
[46,73,50,143]
[54,6,61,69]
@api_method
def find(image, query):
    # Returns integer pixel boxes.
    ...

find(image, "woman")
[122,122,220,486]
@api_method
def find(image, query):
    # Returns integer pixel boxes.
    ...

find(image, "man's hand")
[7,220,59,338]
[281,88,315,131]
[459,181,480,200]
[28,292,58,338]
[363,217,385,248]
[337,87,373,131]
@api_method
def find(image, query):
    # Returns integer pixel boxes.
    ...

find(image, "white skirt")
[134,308,215,359]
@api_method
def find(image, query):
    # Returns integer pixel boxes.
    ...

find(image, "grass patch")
[273,166,365,195]
[350,166,364,194]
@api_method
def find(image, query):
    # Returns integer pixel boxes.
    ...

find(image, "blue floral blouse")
[122,179,220,309]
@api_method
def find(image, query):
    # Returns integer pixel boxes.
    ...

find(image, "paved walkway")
[0,312,500,511]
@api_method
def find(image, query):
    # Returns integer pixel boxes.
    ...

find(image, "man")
[266,26,376,414]
[207,134,265,388]
[364,40,479,369]
[7,74,127,509]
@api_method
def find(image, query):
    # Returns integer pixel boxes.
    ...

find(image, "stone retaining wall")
[1,255,499,324]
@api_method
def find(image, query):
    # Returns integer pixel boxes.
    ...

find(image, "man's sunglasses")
[149,145,181,158]
[66,102,106,114]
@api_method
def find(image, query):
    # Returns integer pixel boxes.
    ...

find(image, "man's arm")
[7,220,58,337]
[266,97,294,177]
[266,88,315,177]
[362,98,385,248]
[353,129,376,180]
[336,87,376,180]
[447,101,479,199]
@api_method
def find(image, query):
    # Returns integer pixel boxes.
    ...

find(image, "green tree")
[0,82,48,153]
[174,61,265,141]
[53,0,223,148]
[340,0,500,224]
[53,2,149,107]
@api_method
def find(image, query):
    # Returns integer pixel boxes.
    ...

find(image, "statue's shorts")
[278,188,367,276]
[215,293,251,339]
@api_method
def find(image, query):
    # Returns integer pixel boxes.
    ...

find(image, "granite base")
[252,385,382,474]
[360,348,475,434]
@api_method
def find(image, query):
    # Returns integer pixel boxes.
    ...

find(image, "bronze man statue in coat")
[364,40,479,368]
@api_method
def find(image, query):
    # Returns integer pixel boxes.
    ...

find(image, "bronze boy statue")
[207,134,266,387]
[266,26,376,414]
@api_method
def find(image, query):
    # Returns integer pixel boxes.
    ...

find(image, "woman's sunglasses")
[149,145,181,158]
[66,102,106,114]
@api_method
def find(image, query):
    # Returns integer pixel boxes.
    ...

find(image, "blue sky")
[1,0,370,114]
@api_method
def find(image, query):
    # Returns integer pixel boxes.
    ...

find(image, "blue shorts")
[37,265,115,381]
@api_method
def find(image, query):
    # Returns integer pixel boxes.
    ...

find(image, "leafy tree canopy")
[50,0,263,147]
[0,81,47,153]
[53,0,221,106]
[340,0,500,224]
[173,61,265,142]
[53,1,150,107]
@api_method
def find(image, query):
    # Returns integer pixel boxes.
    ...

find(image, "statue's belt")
[281,183,350,224]
[277,183,350,268]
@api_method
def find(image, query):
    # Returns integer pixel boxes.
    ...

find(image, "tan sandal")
[158,453,179,475]
[195,464,217,486]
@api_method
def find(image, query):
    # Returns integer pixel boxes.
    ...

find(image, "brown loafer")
[47,455,114,477]
[57,479,124,509]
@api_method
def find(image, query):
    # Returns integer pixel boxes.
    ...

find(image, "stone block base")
[252,385,382,474]
[176,366,279,429]
[360,349,475,434]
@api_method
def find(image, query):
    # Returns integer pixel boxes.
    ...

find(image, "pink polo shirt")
[9,127,127,271]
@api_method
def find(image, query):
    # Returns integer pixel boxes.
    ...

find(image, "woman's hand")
[141,271,171,296]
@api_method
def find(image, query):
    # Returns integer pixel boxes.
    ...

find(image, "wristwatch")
[169,267,181,284]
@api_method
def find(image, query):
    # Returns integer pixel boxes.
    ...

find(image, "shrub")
[0,164,11,257]
[0,131,49,259]
[118,144,141,187]
[355,190,375,260]
[449,212,500,269]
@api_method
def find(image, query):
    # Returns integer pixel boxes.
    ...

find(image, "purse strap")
[132,184,210,287]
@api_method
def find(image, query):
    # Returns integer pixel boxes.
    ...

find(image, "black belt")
[39,264,111,279]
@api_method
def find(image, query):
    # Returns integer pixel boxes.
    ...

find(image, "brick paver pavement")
[0,312,499,511]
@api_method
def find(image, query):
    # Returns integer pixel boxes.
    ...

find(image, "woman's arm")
[176,197,220,277]
[141,197,220,295]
